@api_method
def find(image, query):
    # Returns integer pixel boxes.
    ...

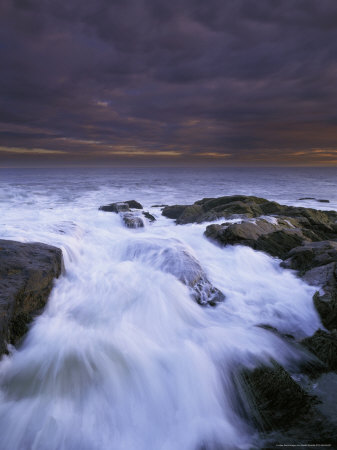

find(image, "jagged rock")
[122,213,144,228]
[122,238,225,306]
[142,211,156,222]
[302,329,337,372]
[0,239,63,357]
[205,219,305,259]
[99,202,130,213]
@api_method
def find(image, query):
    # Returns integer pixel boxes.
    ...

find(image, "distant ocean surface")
[1,166,337,211]
[0,166,336,450]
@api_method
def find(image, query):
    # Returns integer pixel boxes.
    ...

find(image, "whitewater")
[0,167,336,450]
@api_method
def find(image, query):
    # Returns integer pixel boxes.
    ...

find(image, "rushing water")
[0,167,336,450]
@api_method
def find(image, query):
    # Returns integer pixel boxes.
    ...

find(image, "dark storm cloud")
[1,0,337,166]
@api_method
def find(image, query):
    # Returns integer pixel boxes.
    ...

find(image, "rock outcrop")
[205,219,306,259]
[0,239,63,357]
[282,242,337,330]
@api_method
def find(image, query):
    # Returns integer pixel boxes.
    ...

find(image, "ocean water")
[0,167,336,450]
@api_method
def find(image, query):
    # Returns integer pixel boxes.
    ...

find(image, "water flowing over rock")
[0,240,63,356]
[122,213,144,228]
[121,238,225,305]
[99,201,146,228]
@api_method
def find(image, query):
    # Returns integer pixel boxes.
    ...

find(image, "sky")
[1,0,337,167]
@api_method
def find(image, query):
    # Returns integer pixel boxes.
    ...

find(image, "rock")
[122,213,144,228]
[142,211,156,222]
[0,239,63,357]
[125,200,143,209]
[282,242,337,330]
[282,241,337,274]
[240,360,337,446]
[240,361,313,431]
[99,200,143,212]
[162,205,187,220]
[122,238,225,306]
[161,196,337,241]
[205,219,305,259]
[99,202,130,213]
[302,329,337,372]
[298,198,330,203]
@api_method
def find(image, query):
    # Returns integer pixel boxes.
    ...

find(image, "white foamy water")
[0,167,336,450]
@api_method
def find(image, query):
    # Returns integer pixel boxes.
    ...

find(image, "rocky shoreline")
[1,194,336,447]
[160,195,337,446]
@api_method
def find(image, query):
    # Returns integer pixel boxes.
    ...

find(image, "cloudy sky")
[1,0,337,167]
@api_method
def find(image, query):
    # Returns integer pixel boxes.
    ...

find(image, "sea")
[0,167,336,450]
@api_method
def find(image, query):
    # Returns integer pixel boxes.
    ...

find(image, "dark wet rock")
[313,290,337,332]
[318,199,330,203]
[282,241,337,274]
[240,361,314,431]
[299,197,316,200]
[0,239,63,357]
[99,202,130,213]
[151,204,167,208]
[122,238,225,306]
[125,200,143,209]
[176,205,204,225]
[99,200,143,212]
[205,219,305,259]
[240,360,337,446]
[302,329,337,372]
[282,242,337,330]
[142,211,156,222]
[122,213,144,228]
[162,205,187,220]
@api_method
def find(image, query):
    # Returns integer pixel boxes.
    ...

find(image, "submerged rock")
[0,239,63,357]
[122,238,225,306]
